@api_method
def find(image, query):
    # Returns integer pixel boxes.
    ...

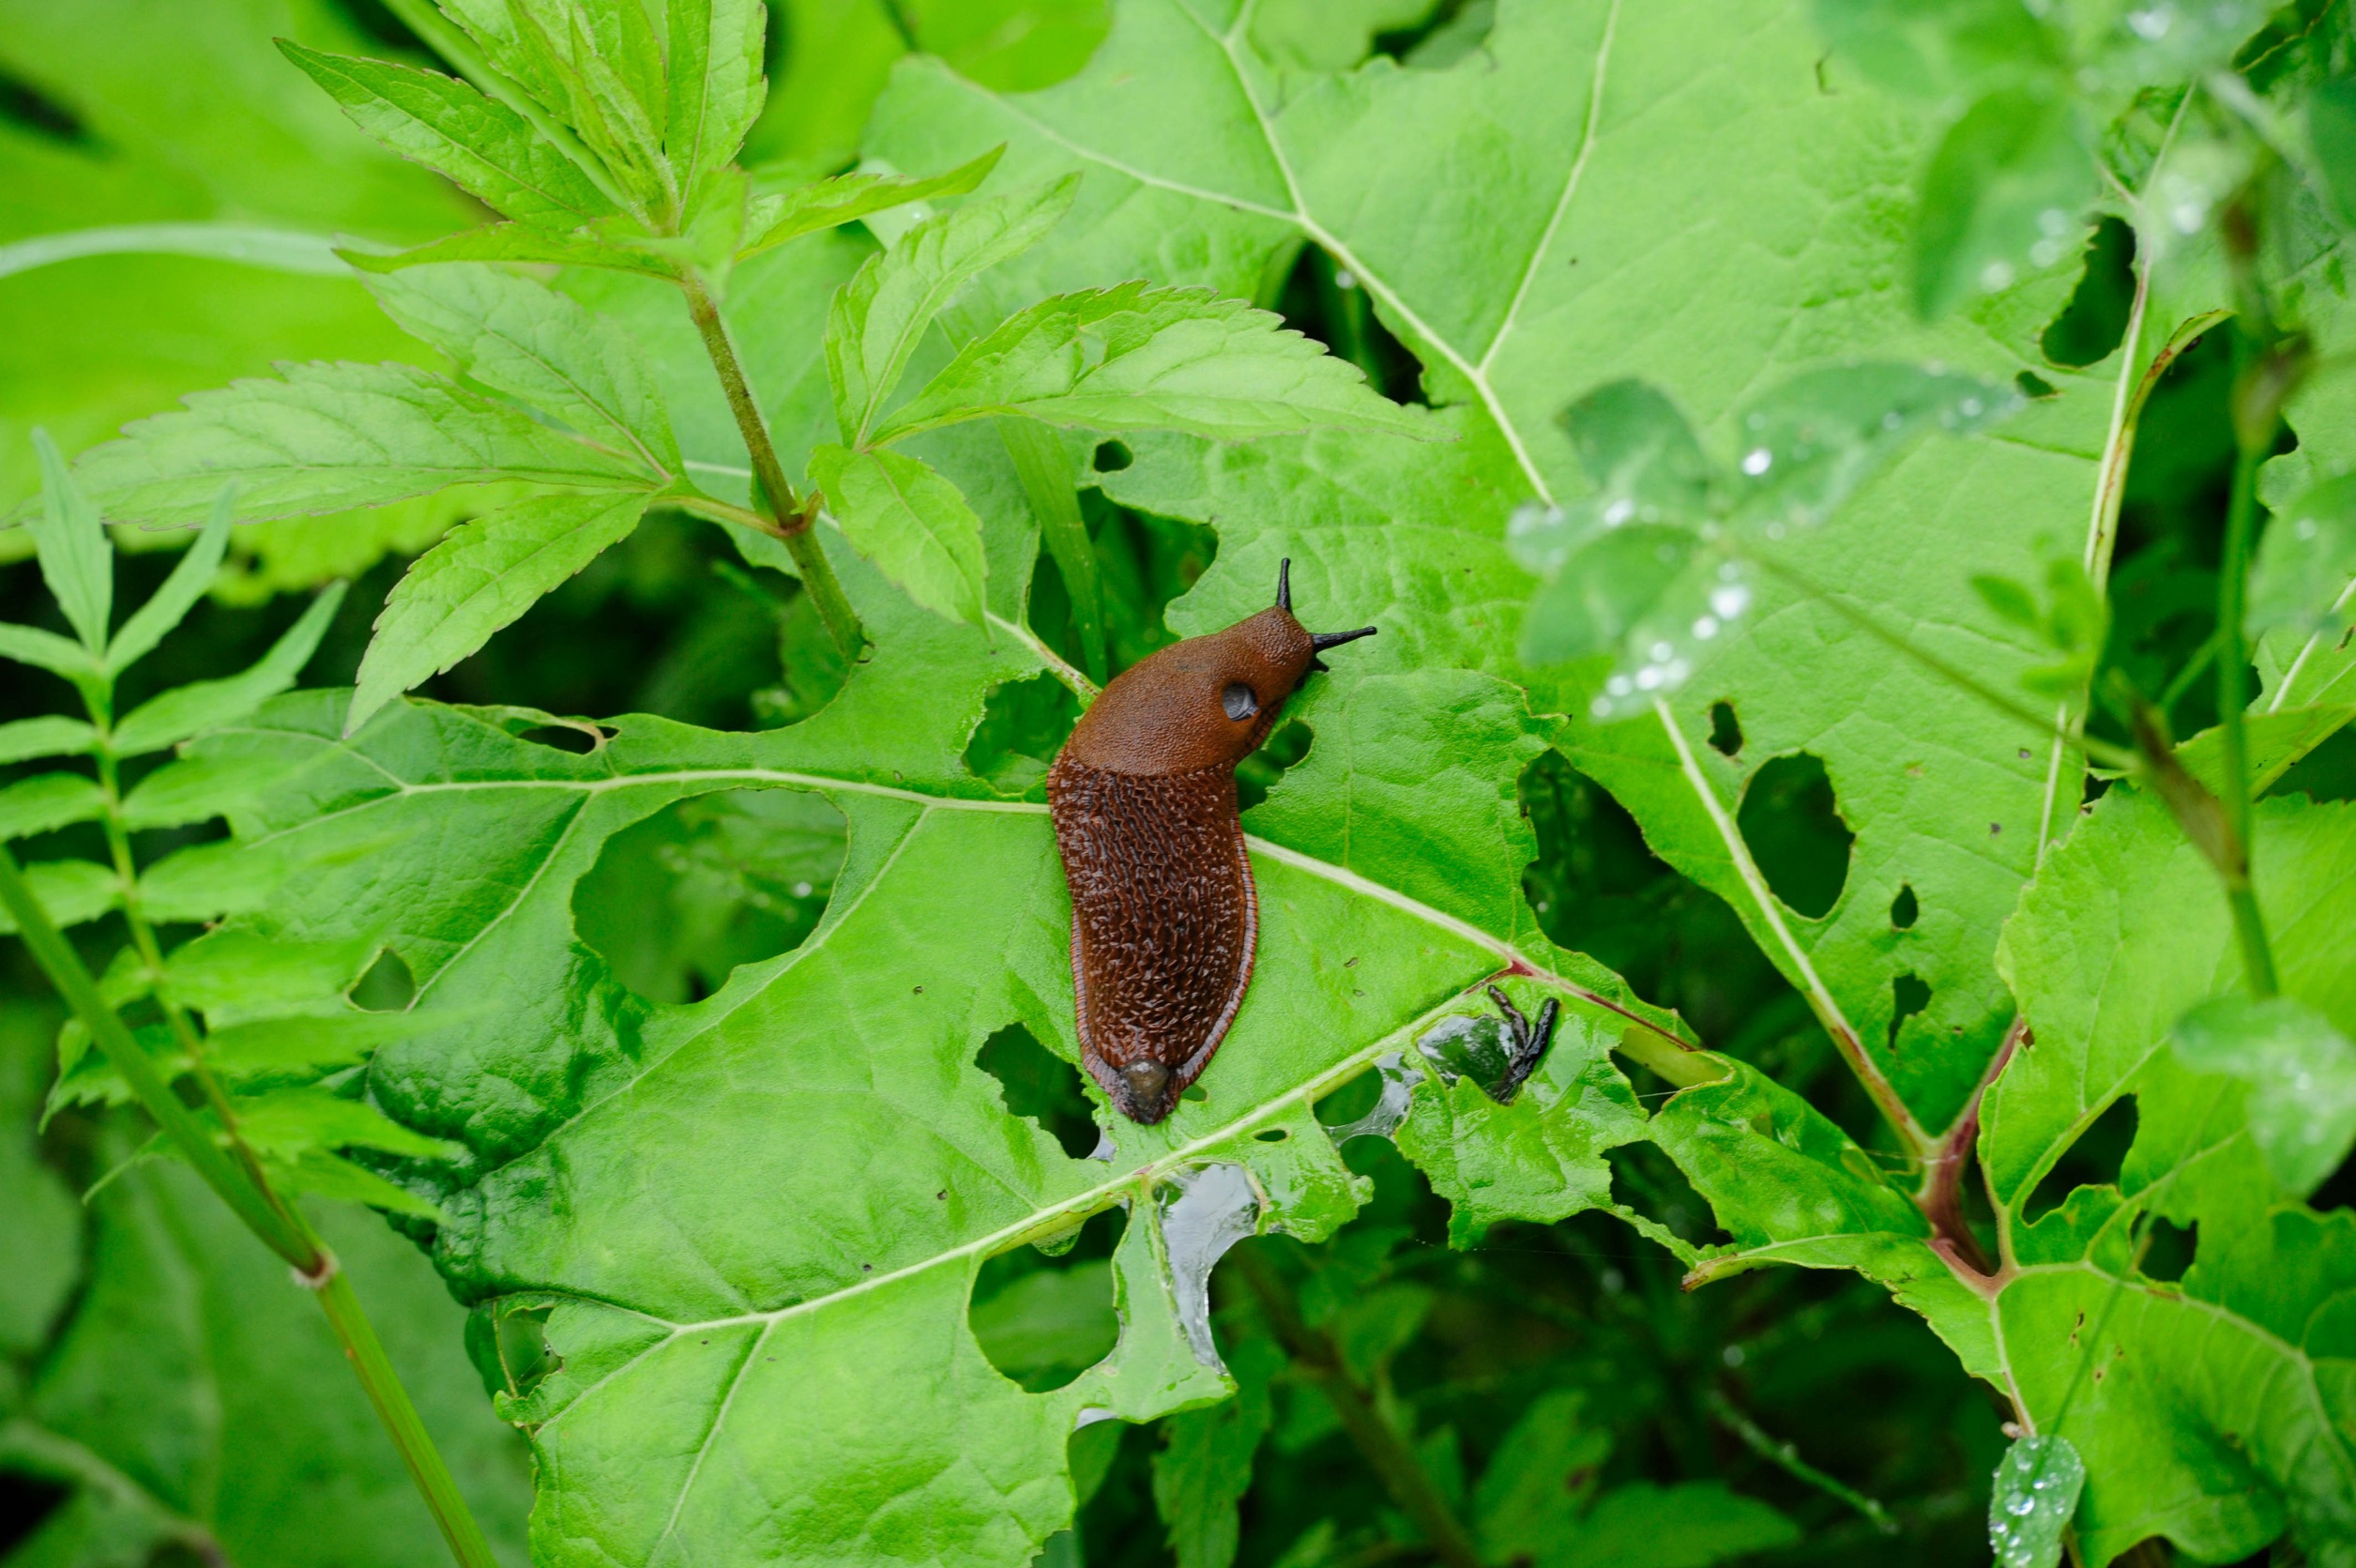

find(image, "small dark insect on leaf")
[1483,984,1561,1104]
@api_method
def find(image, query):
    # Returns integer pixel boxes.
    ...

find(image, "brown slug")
[1046,561,1376,1124]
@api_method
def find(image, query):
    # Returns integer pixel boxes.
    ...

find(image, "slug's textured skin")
[1046,566,1375,1123]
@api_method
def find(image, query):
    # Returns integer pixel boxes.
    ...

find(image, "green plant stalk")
[998,418,1108,681]
[679,271,868,661]
[83,706,305,1243]
[1234,1249,1484,1568]
[314,1266,503,1568]
[2214,412,2280,998]
[0,848,502,1568]
[1704,1388,1896,1534]
[0,844,313,1264]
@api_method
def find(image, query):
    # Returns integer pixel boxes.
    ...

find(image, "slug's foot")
[1482,985,1559,1105]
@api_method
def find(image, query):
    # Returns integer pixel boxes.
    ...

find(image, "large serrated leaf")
[183,506,1693,1564]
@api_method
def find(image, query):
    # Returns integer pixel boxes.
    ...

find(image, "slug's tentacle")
[1046,557,1377,1123]
[1047,756,1255,1123]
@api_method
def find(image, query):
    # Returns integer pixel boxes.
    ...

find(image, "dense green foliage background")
[3,3,2354,1567]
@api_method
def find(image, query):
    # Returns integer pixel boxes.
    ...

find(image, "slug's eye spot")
[1222,682,1260,722]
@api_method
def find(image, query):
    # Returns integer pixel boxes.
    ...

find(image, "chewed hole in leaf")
[2040,217,2136,369]
[1236,721,1313,813]
[2023,1094,2138,1225]
[1736,753,1853,920]
[2140,1217,2197,1283]
[1708,700,1743,757]
[969,1208,1123,1392]
[975,1024,1100,1159]
[492,1304,557,1399]
[517,722,613,754]
[349,947,416,1012]
[1887,974,1931,1054]
[573,788,845,1006]
[1274,245,1429,407]
[1091,440,1132,473]
[1891,884,1919,930]
[2014,370,2060,400]
[965,673,1082,794]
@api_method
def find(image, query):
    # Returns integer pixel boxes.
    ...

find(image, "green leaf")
[160,929,378,1024]
[665,0,769,198]
[0,773,104,843]
[826,175,1081,445]
[110,585,347,757]
[0,1012,79,1354]
[136,839,283,924]
[1913,86,2096,318]
[1152,1335,1279,1568]
[1810,0,2064,100]
[2309,76,2356,228]
[29,429,113,652]
[873,282,1432,445]
[742,147,1004,259]
[103,487,235,676]
[173,484,1686,1564]
[1553,1482,1800,1568]
[229,1086,460,1163]
[2171,995,2356,1196]
[72,360,652,526]
[2250,470,2356,634]
[203,1011,437,1079]
[1473,1390,1612,1562]
[363,263,681,473]
[1988,1434,2086,1568]
[0,620,98,681]
[1,1165,532,1565]
[1984,785,2356,1562]
[0,859,118,936]
[278,40,621,231]
[0,0,472,515]
[808,443,988,624]
[0,716,98,768]
[1392,994,1654,1248]
[1726,363,2023,532]
[350,489,651,734]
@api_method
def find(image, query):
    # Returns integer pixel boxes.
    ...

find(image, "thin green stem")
[1705,1388,1897,1535]
[2214,399,2280,998]
[314,1266,504,1568]
[678,270,868,660]
[1234,1249,1484,1568]
[0,844,312,1267]
[1745,551,2138,772]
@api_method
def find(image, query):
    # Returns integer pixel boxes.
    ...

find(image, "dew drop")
[1741,448,1773,476]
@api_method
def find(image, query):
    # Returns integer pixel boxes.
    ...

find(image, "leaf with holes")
[874,0,2136,1148]
[179,494,1702,1565]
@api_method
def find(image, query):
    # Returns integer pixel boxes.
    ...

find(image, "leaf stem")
[0,850,502,1568]
[1232,1249,1485,1568]
[312,1264,505,1568]
[678,270,868,661]
[2213,360,2281,998]
[1705,1388,1898,1535]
